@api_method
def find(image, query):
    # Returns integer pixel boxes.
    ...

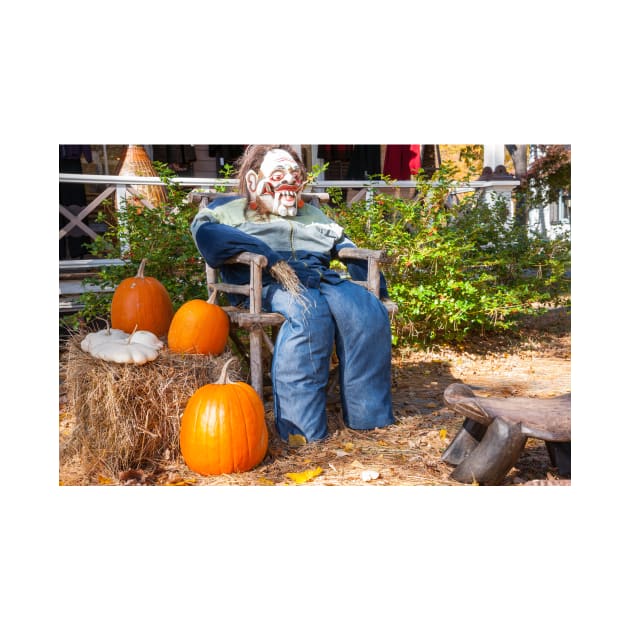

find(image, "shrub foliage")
[324,164,570,345]
[67,163,570,346]
[71,164,207,327]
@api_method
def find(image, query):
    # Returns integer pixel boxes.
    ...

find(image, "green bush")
[63,164,207,330]
[323,164,571,345]
[64,163,570,347]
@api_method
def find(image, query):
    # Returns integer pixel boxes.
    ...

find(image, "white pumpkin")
[90,338,159,364]
[80,327,129,352]
[124,330,163,350]
[81,328,163,364]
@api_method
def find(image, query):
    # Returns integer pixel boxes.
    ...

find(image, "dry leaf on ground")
[286,467,324,484]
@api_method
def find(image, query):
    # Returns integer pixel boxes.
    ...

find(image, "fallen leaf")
[286,467,323,484]
[343,442,355,452]
[163,477,198,486]
[97,475,113,485]
[257,477,276,486]
[288,434,307,447]
[439,429,448,440]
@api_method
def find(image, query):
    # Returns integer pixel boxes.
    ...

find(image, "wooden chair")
[196,192,397,399]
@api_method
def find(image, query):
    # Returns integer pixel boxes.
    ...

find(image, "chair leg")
[249,327,265,400]
[450,417,527,485]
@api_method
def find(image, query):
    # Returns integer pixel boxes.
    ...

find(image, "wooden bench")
[441,383,571,485]
[59,258,125,313]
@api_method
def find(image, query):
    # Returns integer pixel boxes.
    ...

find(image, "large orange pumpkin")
[180,358,268,475]
[110,259,174,337]
[168,299,229,355]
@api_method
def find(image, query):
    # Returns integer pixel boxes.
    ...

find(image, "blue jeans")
[264,280,395,442]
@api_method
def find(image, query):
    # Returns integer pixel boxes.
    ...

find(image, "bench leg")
[450,417,527,485]
[441,418,488,466]
[546,441,571,476]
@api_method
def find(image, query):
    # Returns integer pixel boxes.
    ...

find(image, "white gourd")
[90,339,159,364]
[81,328,163,364]
[125,330,163,349]
[80,328,129,352]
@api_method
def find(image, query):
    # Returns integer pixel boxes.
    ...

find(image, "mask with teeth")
[245,149,304,217]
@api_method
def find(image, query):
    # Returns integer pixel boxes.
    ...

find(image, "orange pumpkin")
[180,358,268,475]
[111,259,174,337]
[168,299,229,355]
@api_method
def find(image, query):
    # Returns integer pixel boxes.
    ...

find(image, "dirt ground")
[59,307,570,486]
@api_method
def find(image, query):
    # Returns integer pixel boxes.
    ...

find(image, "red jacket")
[383,145,421,179]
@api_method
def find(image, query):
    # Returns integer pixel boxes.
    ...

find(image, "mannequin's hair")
[235,145,306,196]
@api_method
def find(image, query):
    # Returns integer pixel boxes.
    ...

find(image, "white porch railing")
[59,172,515,249]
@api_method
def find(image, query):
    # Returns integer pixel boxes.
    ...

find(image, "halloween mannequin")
[191,145,394,442]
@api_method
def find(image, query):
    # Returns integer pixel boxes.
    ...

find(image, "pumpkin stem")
[137,258,147,278]
[96,316,112,334]
[207,287,219,304]
[217,356,237,385]
[127,324,139,344]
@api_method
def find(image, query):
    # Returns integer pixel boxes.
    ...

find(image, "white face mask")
[246,149,304,216]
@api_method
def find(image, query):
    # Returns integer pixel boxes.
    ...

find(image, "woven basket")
[117,144,168,208]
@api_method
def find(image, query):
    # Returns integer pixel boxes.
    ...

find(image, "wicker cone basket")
[117,144,168,208]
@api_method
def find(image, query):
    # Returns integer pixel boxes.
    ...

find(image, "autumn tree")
[507,144,571,226]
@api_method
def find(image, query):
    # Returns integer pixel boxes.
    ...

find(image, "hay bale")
[60,334,242,477]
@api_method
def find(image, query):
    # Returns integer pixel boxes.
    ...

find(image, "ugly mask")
[246,149,304,217]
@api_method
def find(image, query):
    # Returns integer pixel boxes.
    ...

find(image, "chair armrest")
[208,248,395,315]
[206,252,268,313]
[227,252,269,266]
[337,247,385,297]
[336,247,385,262]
